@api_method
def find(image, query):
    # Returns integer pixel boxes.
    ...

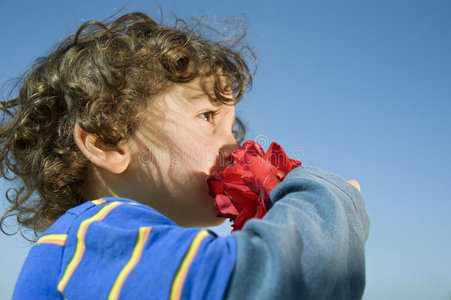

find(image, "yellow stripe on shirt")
[57,201,123,294]
[108,226,152,300]
[170,230,210,300]
[91,199,107,205]
[37,234,68,246]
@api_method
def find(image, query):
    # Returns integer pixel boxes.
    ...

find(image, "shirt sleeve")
[225,165,370,300]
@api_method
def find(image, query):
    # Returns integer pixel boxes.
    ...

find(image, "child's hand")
[347,179,361,192]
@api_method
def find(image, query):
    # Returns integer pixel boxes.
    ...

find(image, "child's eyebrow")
[189,93,210,101]
[188,93,228,107]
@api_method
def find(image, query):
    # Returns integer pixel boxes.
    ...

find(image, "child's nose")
[222,133,241,152]
[219,139,241,166]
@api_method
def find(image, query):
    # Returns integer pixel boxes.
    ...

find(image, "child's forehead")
[159,77,233,108]
[142,79,235,123]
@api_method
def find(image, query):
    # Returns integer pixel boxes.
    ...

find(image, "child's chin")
[208,215,226,227]
[193,214,226,228]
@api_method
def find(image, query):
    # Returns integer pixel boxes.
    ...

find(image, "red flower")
[207,140,302,232]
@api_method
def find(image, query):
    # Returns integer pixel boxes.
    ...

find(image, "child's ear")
[73,124,131,174]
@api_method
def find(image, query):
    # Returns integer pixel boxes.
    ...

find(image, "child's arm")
[225,165,370,299]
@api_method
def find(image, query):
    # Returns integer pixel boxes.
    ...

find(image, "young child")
[0,12,369,299]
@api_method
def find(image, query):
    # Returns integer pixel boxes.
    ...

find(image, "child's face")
[125,77,240,227]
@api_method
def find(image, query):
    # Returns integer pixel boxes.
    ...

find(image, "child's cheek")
[179,146,219,174]
[202,148,222,173]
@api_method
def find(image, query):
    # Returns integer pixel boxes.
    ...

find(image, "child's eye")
[199,111,217,124]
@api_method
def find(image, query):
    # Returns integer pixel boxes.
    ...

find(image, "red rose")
[207,140,302,232]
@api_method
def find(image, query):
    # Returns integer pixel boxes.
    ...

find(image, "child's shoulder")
[36,196,222,256]
[38,197,178,240]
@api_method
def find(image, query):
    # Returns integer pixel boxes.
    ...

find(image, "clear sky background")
[0,0,450,299]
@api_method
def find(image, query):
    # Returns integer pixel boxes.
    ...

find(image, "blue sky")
[1,1,450,299]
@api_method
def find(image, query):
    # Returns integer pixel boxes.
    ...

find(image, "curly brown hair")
[0,12,252,236]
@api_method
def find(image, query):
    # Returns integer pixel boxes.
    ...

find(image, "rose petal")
[214,194,240,217]
[206,176,225,197]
